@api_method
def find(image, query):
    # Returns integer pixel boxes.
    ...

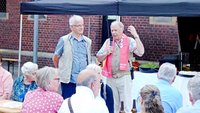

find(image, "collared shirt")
[55,35,88,83]
[0,67,13,99]
[156,79,183,113]
[176,100,200,113]
[21,88,63,113]
[11,76,37,102]
[58,86,109,113]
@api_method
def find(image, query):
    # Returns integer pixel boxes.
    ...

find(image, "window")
[149,17,177,25]
[28,15,47,21]
[0,0,8,19]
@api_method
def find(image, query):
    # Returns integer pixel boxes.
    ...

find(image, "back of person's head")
[187,74,200,104]
[86,63,102,75]
[111,21,124,32]
[69,15,84,26]
[140,85,164,113]
[157,62,176,83]
[21,62,38,76]
[36,66,58,91]
[77,69,100,97]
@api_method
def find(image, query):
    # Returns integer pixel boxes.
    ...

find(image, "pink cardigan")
[0,67,13,100]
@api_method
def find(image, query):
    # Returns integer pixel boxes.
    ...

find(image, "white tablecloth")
[132,71,192,107]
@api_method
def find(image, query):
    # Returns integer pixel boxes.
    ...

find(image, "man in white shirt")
[58,69,109,113]
[176,74,200,113]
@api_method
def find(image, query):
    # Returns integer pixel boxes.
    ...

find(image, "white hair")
[187,74,200,102]
[110,21,124,32]
[157,62,176,83]
[69,15,84,26]
[21,62,38,76]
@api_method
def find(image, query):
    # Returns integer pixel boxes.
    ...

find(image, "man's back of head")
[188,74,200,104]
[77,69,100,97]
[157,62,176,84]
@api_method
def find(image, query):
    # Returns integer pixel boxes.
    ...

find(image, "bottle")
[119,101,125,113]
[131,99,137,113]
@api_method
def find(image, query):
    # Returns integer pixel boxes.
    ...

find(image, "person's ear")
[189,92,194,105]
[171,76,176,84]
[140,96,143,105]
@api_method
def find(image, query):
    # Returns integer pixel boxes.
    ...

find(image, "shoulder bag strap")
[68,97,74,113]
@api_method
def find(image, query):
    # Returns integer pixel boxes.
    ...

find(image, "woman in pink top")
[0,57,13,100]
[21,66,63,113]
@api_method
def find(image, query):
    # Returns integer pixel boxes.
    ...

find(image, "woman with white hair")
[11,61,38,102]
[86,63,114,113]
[21,66,63,113]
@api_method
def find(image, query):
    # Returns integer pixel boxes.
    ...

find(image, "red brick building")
[0,0,179,67]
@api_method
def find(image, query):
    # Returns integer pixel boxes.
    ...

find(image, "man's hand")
[127,25,139,38]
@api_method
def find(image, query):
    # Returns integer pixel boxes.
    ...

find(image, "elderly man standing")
[58,69,109,113]
[53,15,92,99]
[156,63,182,113]
[96,21,144,113]
[176,74,200,113]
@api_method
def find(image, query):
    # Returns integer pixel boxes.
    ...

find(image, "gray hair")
[35,66,57,91]
[86,64,102,75]
[21,62,38,76]
[187,75,200,102]
[69,15,84,26]
[111,21,124,32]
[157,62,176,83]
[77,75,96,87]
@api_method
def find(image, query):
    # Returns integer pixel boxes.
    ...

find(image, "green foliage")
[139,62,159,69]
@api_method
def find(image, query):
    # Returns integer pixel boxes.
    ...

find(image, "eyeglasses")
[72,24,84,27]
[53,78,60,81]
[93,79,103,85]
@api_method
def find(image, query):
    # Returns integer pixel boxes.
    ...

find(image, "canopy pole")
[33,15,39,63]
[87,16,91,38]
[18,14,23,77]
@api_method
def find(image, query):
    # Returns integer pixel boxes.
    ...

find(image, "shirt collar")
[157,79,170,85]
[69,34,86,42]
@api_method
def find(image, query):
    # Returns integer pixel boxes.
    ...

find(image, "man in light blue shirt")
[176,75,200,113]
[53,15,92,99]
[156,63,182,113]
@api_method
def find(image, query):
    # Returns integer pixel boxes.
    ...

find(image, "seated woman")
[21,66,63,113]
[11,62,38,102]
[86,64,114,113]
[139,84,164,113]
[0,57,13,100]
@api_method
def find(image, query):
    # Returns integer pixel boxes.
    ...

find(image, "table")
[132,71,192,107]
[0,100,22,113]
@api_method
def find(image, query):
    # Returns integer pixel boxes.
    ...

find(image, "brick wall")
[0,0,179,67]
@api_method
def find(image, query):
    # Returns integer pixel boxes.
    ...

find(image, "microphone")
[110,37,113,46]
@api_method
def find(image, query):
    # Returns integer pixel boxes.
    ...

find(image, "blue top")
[176,100,200,113]
[54,35,88,83]
[156,79,183,113]
[101,83,114,113]
[11,76,37,102]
